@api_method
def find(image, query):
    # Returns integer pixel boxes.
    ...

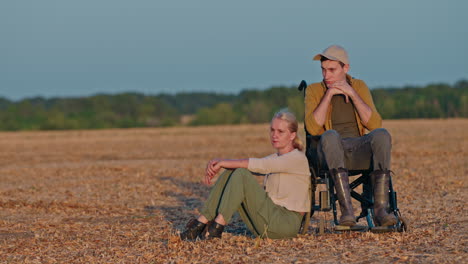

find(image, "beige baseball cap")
[313,45,349,65]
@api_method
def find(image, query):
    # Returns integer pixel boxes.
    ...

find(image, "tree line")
[0,80,466,131]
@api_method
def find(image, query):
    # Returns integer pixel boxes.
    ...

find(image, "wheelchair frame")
[298,80,408,233]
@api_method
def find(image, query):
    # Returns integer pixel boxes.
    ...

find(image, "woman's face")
[270,118,296,152]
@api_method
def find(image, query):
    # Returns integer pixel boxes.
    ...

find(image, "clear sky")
[1,0,467,100]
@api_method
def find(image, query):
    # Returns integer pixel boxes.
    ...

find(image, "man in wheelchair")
[304,45,396,227]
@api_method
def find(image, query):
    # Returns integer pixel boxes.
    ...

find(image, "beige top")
[248,149,311,213]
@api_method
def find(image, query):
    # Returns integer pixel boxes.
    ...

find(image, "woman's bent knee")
[231,168,254,181]
[232,168,251,175]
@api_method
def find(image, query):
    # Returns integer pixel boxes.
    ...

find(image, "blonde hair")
[271,109,304,151]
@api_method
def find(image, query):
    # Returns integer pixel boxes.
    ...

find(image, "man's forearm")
[349,92,372,125]
[313,92,333,126]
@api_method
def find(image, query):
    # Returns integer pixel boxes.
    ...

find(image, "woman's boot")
[371,170,397,226]
[180,219,207,240]
[204,221,225,239]
[331,168,356,226]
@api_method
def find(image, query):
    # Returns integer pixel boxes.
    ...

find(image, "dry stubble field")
[0,119,467,263]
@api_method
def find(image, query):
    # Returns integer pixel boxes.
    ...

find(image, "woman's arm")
[204,158,249,185]
[248,150,308,175]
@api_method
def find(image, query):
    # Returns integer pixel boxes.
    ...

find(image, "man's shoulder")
[306,82,325,95]
[350,77,368,87]
[308,81,324,88]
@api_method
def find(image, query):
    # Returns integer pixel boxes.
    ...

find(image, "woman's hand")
[203,158,249,185]
[204,159,223,185]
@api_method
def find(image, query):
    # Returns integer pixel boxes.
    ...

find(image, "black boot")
[371,170,397,226]
[204,221,225,240]
[331,168,356,226]
[180,219,207,240]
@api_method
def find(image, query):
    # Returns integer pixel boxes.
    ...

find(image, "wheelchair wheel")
[397,216,409,232]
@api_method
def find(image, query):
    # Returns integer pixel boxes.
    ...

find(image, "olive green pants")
[200,168,303,239]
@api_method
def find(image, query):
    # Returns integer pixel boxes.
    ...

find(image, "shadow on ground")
[145,176,253,237]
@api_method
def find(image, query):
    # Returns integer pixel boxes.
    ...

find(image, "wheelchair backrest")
[298,80,323,178]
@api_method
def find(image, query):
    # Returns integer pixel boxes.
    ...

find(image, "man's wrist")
[324,90,334,101]
[347,88,358,101]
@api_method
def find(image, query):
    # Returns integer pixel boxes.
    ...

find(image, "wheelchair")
[298,80,408,233]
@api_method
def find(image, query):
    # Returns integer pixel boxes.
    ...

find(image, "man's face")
[321,60,349,86]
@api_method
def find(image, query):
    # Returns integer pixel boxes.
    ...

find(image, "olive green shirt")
[331,94,360,138]
[304,74,382,136]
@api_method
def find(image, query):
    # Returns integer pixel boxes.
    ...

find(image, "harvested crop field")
[0,119,467,263]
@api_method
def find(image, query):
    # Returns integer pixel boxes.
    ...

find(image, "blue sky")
[1,0,467,100]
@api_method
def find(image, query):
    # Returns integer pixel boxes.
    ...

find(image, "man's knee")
[320,130,341,148]
[370,128,392,148]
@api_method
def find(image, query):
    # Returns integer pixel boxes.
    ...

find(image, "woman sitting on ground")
[181,109,311,240]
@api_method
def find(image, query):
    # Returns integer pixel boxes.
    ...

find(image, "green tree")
[191,103,238,125]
